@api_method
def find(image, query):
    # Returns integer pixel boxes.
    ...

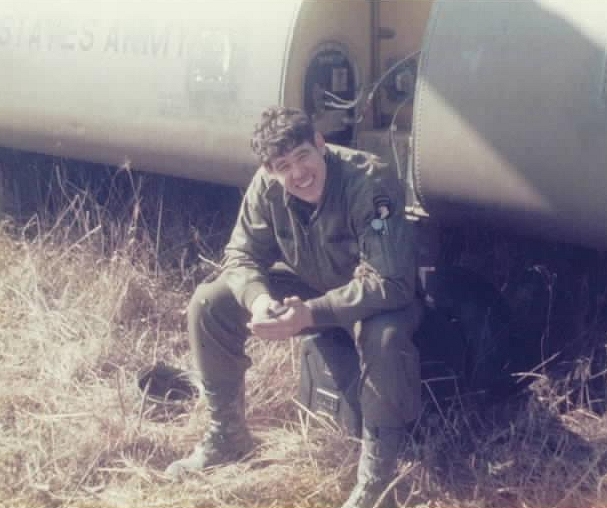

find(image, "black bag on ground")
[299,328,362,437]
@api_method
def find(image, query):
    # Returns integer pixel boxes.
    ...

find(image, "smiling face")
[268,132,328,204]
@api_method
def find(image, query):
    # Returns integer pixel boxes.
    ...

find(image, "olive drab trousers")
[188,270,423,428]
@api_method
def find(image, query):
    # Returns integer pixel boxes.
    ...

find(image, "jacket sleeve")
[306,166,419,329]
[221,171,281,311]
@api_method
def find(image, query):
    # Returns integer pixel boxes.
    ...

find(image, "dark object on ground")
[417,265,522,403]
[137,362,200,402]
[300,328,363,437]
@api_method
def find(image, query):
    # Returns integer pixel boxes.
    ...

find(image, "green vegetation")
[1,161,607,508]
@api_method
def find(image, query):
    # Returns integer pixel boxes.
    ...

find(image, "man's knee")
[187,275,249,336]
[358,300,423,356]
[187,283,211,324]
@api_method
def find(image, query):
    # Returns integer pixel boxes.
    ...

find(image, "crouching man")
[165,105,423,508]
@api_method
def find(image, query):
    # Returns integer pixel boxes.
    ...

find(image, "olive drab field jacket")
[221,147,418,330]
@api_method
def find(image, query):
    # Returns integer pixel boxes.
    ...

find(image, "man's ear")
[314,132,326,154]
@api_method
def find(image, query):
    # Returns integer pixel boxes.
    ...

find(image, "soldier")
[165,105,423,508]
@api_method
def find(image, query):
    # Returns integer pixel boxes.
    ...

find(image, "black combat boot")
[340,426,403,508]
[165,384,254,479]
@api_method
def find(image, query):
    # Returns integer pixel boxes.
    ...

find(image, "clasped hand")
[247,294,313,341]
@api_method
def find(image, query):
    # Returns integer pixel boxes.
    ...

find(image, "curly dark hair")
[250,106,316,168]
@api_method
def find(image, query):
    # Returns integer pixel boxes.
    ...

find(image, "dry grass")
[2,171,607,508]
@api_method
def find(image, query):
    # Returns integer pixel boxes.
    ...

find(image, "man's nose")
[291,161,305,178]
